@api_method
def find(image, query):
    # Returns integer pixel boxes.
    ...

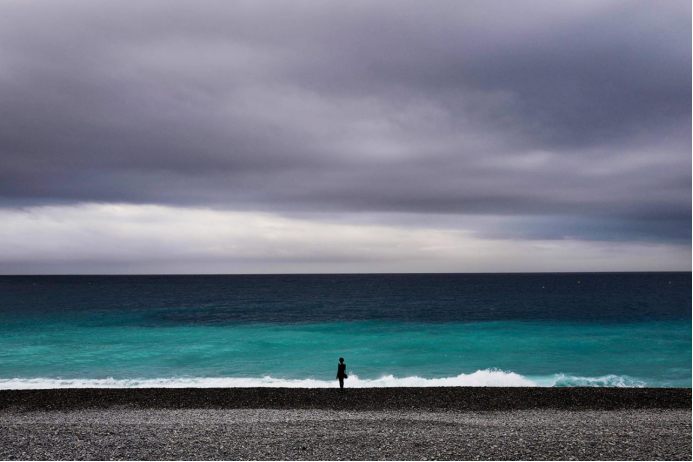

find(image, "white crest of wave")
[0,369,535,389]
[0,370,646,389]
[541,373,646,388]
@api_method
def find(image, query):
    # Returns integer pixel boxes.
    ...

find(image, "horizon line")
[1,270,690,277]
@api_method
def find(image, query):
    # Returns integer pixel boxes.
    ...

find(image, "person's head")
[339,357,344,363]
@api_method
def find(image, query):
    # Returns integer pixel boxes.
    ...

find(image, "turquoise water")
[0,274,690,388]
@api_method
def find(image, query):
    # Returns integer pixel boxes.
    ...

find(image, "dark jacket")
[336,363,347,379]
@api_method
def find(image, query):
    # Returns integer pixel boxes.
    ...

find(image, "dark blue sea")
[0,273,690,388]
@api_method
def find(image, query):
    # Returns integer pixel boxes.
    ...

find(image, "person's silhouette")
[336,357,347,390]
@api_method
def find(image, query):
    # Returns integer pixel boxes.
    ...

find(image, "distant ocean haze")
[0,273,690,388]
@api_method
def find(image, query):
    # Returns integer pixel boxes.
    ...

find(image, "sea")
[0,273,690,389]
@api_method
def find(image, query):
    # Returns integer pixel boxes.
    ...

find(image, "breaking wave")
[538,373,646,388]
[0,369,647,389]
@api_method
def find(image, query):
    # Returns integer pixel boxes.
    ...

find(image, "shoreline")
[2,387,690,412]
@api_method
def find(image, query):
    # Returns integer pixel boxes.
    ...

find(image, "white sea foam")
[0,369,647,389]
[535,373,646,388]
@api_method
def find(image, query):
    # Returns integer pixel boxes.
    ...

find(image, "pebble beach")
[0,388,690,460]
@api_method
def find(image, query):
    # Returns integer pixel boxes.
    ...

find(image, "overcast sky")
[0,0,690,274]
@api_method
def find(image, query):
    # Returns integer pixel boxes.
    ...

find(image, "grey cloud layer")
[0,0,690,243]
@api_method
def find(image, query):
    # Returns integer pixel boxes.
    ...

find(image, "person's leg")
[339,377,344,389]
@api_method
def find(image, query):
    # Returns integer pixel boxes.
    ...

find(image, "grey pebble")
[0,407,690,460]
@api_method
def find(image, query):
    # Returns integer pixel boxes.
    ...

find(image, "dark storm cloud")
[0,0,690,243]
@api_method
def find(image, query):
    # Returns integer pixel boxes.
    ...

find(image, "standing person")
[336,357,347,390]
